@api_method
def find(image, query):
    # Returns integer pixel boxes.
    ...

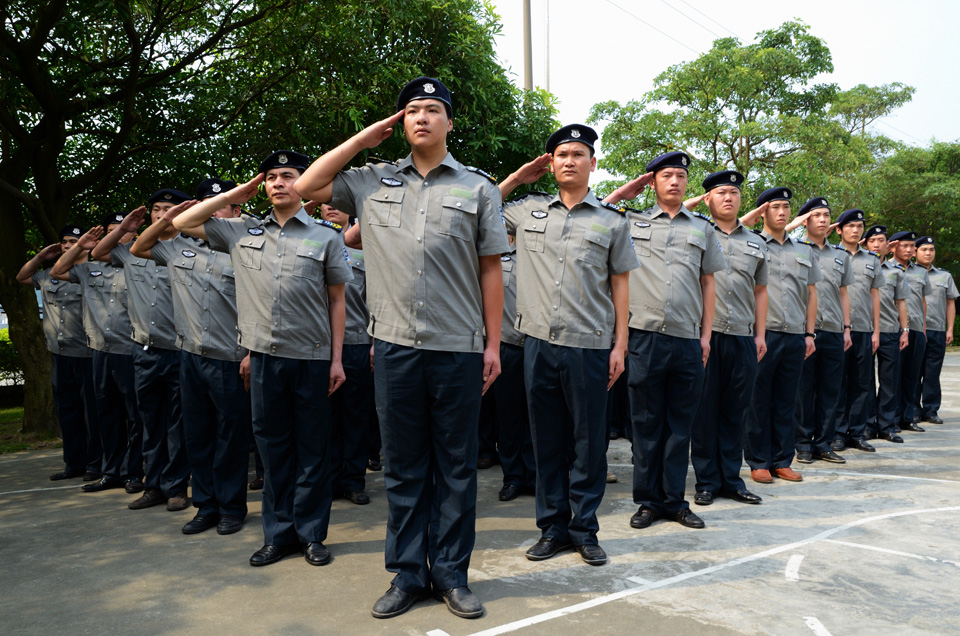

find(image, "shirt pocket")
[173,258,195,287]
[238,236,265,270]
[127,258,148,282]
[87,275,105,300]
[221,266,236,296]
[368,189,404,227]
[522,221,547,253]
[732,243,763,271]
[577,228,611,267]
[293,243,326,281]
[439,195,478,240]
[631,225,652,257]
[795,255,812,284]
[684,232,706,263]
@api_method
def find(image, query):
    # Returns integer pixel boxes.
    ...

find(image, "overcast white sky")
[489,0,959,176]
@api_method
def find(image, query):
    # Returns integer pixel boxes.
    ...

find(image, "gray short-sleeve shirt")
[846,247,885,333]
[626,205,727,339]
[760,233,824,335]
[68,261,134,354]
[344,247,372,346]
[111,242,178,350]
[878,260,910,333]
[32,270,90,358]
[811,242,855,333]
[498,249,525,347]
[501,190,639,349]
[151,235,244,362]
[330,152,509,353]
[711,222,768,336]
[204,207,353,360]
[924,265,959,332]
[902,262,934,331]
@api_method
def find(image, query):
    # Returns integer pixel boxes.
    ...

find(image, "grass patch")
[0,408,61,454]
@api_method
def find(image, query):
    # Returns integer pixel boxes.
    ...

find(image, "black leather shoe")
[128,488,166,510]
[901,421,925,432]
[499,484,520,501]
[217,515,243,535]
[182,514,219,535]
[371,585,428,619]
[248,476,263,490]
[848,439,876,452]
[630,506,659,529]
[693,491,713,506]
[477,456,496,469]
[574,544,608,565]
[830,438,846,452]
[124,478,144,494]
[367,458,382,472]
[304,541,331,566]
[525,537,573,561]
[249,544,301,567]
[796,451,814,464]
[813,450,846,464]
[82,471,101,482]
[720,489,762,504]
[923,415,944,424]
[879,432,904,443]
[81,476,124,492]
[673,508,706,529]
[50,469,84,481]
[345,491,370,505]
[434,586,484,619]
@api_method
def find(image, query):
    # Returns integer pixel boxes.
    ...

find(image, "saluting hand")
[78,226,104,250]
[683,193,708,211]
[356,110,405,150]
[329,361,346,395]
[739,202,768,227]
[162,200,198,223]
[120,206,147,234]
[605,172,653,204]
[512,153,551,185]
[223,175,265,206]
[37,243,63,261]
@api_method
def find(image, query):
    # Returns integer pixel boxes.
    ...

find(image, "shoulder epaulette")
[316,219,342,233]
[868,250,879,257]
[894,263,906,271]
[623,207,644,214]
[797,238,813,246]
[694,211,715,226]
[507,190,549,203]
[466,166,498,184]
[368,156,397,166]
[751,228,764,236]
[832,243,846,251]
[600,200,625,214]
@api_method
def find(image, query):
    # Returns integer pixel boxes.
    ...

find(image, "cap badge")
[164,193,172,200]
[821,199,827,206]
[782,190,788,198]
[72,228,80,235]
[730,175,737,182]
[571,130,581,138]
[423,83,435,94]
[212,183,221,193]
[681,157,688,166]
[857,212,863,219]
[278,154,288,164]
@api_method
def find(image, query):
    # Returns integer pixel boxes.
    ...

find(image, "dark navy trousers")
[745,331,804,470]
[606,366,631,443]
[493,343,535,489]
[525,338,607,545]
[920,330,947,419]
[133,346,188,496]
[91,351,143,481]
[898,329,926,424]
[375,341,482,593]
[51,354,100,475]
[628,330,703,515]
[691,333,756,494]
[796,331,845,454]
[179,351,249,519]
[329,343,373,494]
[250,353,332,546]
[869,333,902,435]
[836,331,874,443]
[478,389,498,463]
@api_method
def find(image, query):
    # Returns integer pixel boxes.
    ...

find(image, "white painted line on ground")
[625,576,654,586]
[456,506,960,636]
[0,484,81,496]
[781,469,960,485]
[803,616,834,636]
[426,630,452,636]
[825,539,960,567]
[785,554,804,581]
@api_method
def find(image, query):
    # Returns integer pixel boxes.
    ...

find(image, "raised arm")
[499,153,551,200]
[739,202,769,228]
[51,227,103,281]
[132,201,197,259]
[16,244,63,284]
[91,207,146,261]
[295,110,405,203]
[173,177,262,239]
[603,172,654,205]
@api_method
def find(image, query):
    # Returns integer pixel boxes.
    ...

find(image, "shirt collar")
[263,206,311,226]
[647,203,694,220]
[547,188,602,210]
[397,151,460,176]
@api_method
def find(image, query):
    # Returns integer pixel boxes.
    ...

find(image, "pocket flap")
[296,242,325,261]
[585,228,612,248]
[241,236,266,249]
[370,189,405,204]
[441,195,478,215]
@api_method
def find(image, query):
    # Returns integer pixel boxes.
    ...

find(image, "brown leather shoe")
[773,467,803,482]
[751,469,773,484]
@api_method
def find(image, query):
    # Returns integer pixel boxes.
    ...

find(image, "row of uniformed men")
[21,76,958,622]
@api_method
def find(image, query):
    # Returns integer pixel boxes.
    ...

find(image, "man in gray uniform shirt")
[18,225,100,481]
[604,151,726,531]
[92,190,191,512]
[51,216,144,494]
[832,210,884,452]
[295,77,508,620]
[498,123,638,566]
[744,187,821,485]
[915,236,958,424]
[132,178,251,536]
[174,150,351,570]
[689,170,766,507]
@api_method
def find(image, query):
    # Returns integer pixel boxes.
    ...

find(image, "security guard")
[889,230,932,432]
[131,178,251,535]
[17,225,100,481]
[793,198,854,464]
[744,187,822,484]
[832,209,884,452]
[320,203,373,506]
[915,236,958,424]
[50,216,145,493]
[605,151,726,530]
[863,225,909,443]
[294,77,508,620]
[173,150,352,568]
[93,191,191,512]
[491,244,536,502]
[499,124,637,565]
[689,170,766,507]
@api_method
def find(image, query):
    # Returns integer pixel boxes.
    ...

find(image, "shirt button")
[416,340,422,346]
[273,322,278,326]
[456,202,462,207]
[420,209,425,214]
[555,281,560,286]
[417,237,422,243]
[553,305,558,310]
[666,281,671,285]
[550,333,556,340]
[417,270,423,276]
[558,257,563,263]
[423,181,429,186]
[532,224,537,229]
[418,302,424,307]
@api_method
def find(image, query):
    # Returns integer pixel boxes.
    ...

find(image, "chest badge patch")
[90,270,103,277]
[747,241,761,249]
[834,258,844,266]
[380,177,402,187]
[182,250,197,258]
[635,221,651,228]
[531,210,548,219]
[247,227,264,235]
[500,255,512,262]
